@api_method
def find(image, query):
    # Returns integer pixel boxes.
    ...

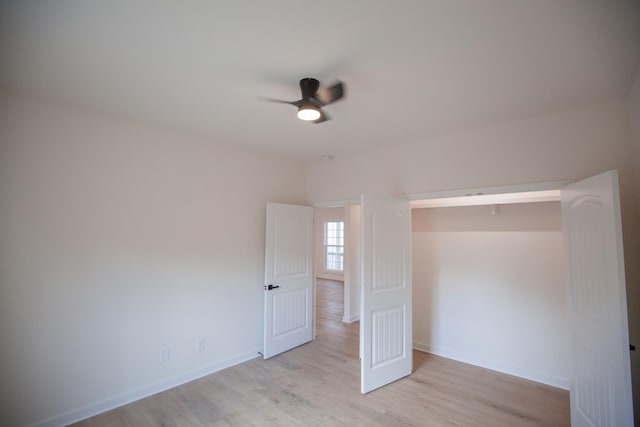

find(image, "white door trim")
[408,180,571,201]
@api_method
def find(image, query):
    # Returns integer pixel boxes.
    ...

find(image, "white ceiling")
[1,1,639,163]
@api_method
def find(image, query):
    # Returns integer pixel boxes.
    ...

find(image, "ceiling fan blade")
[258,96,302,106]
[316,81,345,105]
[313,109,330,124]
[307,96,324,108]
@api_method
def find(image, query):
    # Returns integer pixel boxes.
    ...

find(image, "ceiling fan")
[261,78,345,123]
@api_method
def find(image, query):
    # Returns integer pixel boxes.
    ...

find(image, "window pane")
[326,250,343,270]
[324,221,345,271]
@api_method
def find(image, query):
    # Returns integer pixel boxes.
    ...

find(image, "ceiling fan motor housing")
[300,78,320,99]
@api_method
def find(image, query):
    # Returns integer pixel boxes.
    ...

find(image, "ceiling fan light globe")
[297,107,321,121]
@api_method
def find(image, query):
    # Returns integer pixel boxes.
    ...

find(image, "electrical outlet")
[160,347,170,363]
[197,338,206,353]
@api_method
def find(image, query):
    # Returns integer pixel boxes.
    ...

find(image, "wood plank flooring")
[71,279,569,426]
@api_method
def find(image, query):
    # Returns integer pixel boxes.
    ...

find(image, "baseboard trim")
[413,341,569,390]
[342,314,360,323]
[34,347,262,427]
[316,273,344,282]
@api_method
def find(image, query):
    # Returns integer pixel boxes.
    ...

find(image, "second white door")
[561,171,634,426]
[360,195,412,393]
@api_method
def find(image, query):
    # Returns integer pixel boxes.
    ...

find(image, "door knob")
[265,284,280,291]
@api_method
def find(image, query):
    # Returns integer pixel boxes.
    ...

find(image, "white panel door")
[360,195,412,393]
[561,171,634,426]
[263,202,314,359]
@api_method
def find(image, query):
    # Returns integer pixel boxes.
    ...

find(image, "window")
[324,221,344,271]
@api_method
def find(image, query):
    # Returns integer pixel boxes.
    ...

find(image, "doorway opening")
[313,205,360,361]
[411,195,570,389]
[314,205,361,326]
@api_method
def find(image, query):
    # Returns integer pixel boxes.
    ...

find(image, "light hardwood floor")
[72,279,569,426]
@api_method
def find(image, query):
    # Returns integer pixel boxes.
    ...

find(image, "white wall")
[412,202,569,388]
[0,94,307,426]
[628,68,640,425]
[307,100,636,202]
[631,68,640,207]
[313,207,344,281]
